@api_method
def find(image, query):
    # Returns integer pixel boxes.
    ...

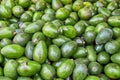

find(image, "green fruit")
[1,44,24,58]
[74,20,87,36]
[89,14,107,26]
[108,16,120,27]
[84,31,96,44]
[52,0,63,10]
[61,0,72,5]
[33,40,47,64]
[32,32,46,44]
[95,22,109,34]
[85,76,100,80]
[25,41,34,59]
[59,25,77,38]
[52,35,71,47]
[78,7,92,20]
[107,1,118,11]
[56,8,70,20]
[4,60,18,79]
[73,63,88,80]
[0,27,14,39]
[18,0,31,8]
[0,38,12,48]
[2,0,15,9]
[36,0,46,11]
[0,21,10,28]
[33,12,43,21]
[105,40,120,54]
[61,41,77,58]
[72,0,83,11]
[13,33,31,46]
[69,12,79,21]
[0,5,12,18]
[25,20,45,33]
[57,59,75,78]
[104,63,120,79]
[95,28,113,44]
[42,22,58,38]
[20,12,32,22]
[12,5,24,17]
[40,64,56,80]
[65,18,76,26]
[88,62,103,75]
[98,7,111,17]
[95,44,104,53]
[64,4,72,12]
[97,51,110,64]
[73,47,87,59]
[86,46,97,62]
[111,52,120,64]
[48,45,61,61]
[17,61,41,76]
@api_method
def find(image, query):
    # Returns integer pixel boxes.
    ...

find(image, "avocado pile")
[0,0,120,80]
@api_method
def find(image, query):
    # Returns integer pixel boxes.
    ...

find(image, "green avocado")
[108,16,120,27]
[95,28,113,44]
[105,40,120,54]
[40,64,56,80]
[1,44,24,58]
[33,40,47,64]
[57,59,75,79]
[104,63,120,79]
[89,14,107,26]
[73,63,88,80]
[48,44,61,61]
[4,60,18,79]
[111,52,120,64]
[17,61,41,76]
[61,41,78,58]
[0,5,12,18]
[42,22,58,38]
